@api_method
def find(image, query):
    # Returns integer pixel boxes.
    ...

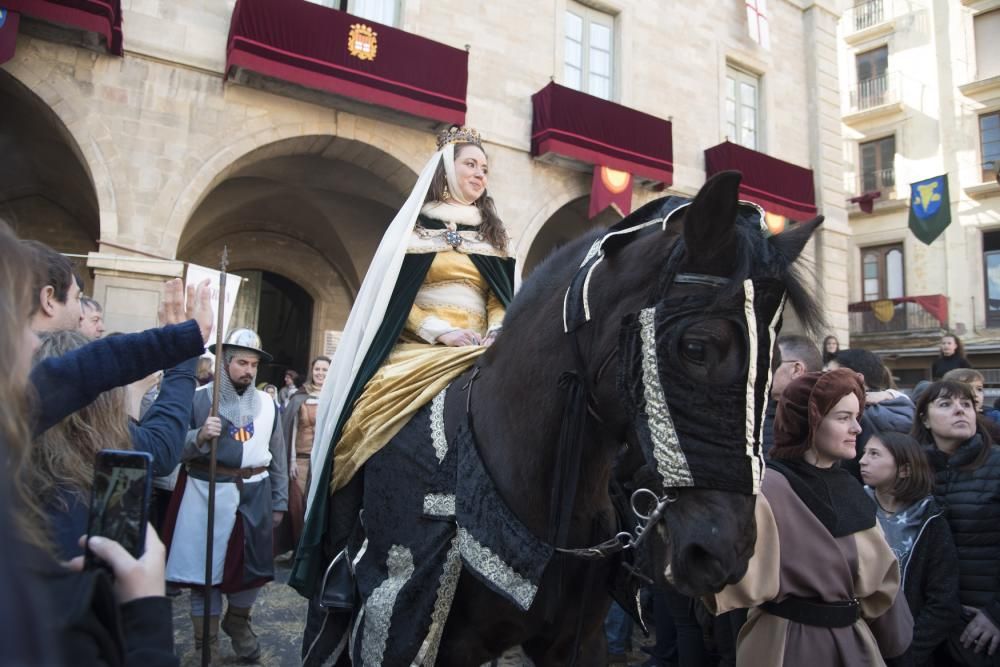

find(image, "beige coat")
[707,470,913,666]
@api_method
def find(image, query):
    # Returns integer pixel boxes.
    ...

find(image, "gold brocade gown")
[330,241,506,493]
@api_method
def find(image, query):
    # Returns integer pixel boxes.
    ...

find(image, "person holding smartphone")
[163,328,287,661]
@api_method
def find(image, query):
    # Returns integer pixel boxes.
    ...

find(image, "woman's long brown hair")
[30,330,133,512]
[0,220,50,550]
[424,143,509,254]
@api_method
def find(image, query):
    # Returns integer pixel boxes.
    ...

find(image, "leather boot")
[222,605,262,662]
[191,614,219,663]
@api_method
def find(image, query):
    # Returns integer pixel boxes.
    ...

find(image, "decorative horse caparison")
[304,171,824,666]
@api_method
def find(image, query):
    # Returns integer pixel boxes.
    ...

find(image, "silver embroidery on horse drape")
[638,307,694,486]
[423,493,456,517]
[457,526,538,611]
[361,545,414,666]
[412,537,462,666]
[430,389,449,464]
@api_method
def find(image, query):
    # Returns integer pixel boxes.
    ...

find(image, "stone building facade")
[1,0,848,383]
[839,0,1000,385]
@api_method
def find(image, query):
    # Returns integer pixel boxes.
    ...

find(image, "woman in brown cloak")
[707,368,913,666]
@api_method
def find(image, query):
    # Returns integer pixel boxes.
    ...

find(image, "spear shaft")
[202,247,228,667]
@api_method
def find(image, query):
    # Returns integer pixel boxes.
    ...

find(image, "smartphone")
[85,450,154,568]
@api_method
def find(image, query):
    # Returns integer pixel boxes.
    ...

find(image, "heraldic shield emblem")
[908,174,951,245]
[348,23,378,61]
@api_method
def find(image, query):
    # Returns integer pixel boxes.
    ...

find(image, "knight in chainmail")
[162,328,288,661]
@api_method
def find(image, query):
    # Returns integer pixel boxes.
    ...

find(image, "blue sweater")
[129,356,199,476]
[30,320,205,437]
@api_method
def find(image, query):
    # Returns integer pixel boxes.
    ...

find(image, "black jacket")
[931,354,971,380]
[898,499,962,666]
[924,436,1000,626]
[42,560,178,667]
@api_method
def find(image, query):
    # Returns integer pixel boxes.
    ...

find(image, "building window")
[981,111,1000,183]
[725,67,760,150]
[862,244,904,302]
[746,0,770,49]
[985,231,1000,327]
[306,0,398,25]
[855,46,889,109]
[564,1,615,100]
[859,135,895,194]
[975,9,1000,80]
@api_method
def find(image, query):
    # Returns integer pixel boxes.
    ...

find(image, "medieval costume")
[291,128,514,601]
[708,370,913,666]
[163,329,288,661]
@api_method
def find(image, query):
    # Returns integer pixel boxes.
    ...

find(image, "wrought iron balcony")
[848,72,901,113]
[858,167,895,197]
[845,0,889,32]
[848,295,948,335]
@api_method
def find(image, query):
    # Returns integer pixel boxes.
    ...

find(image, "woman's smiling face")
[453,145,488,203]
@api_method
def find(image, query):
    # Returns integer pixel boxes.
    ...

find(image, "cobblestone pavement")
[170,563,654,666]
[172,561,307,666]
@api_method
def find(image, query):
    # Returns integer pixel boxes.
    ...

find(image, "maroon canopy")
[5,0,122,55]
[531,82,673,184]
[848,295,948,326]
[704,141,817,220]
[226,0,468,125]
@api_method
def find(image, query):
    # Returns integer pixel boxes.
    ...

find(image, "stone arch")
[1,47,120,241]
[160,124,429,256]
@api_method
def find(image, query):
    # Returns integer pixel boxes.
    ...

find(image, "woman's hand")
[437,329,482,347]
[961,608,1000,655]
[67,527,166,603]
[483,329,500,347]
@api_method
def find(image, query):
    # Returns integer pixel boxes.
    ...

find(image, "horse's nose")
[673,542,739,595]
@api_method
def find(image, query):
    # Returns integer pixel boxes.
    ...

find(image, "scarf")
[767,459,876,537]
[218,370,260,428]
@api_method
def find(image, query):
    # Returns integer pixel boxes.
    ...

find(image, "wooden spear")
[202,246,228,667]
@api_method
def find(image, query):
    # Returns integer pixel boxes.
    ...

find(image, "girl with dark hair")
[860,431,961,665]
[912,380,1000,664]
[932,333,971,380]
[709,369,912,665]
[822,334,840,367]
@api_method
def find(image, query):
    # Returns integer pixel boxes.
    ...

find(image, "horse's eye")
[682,340,706,363]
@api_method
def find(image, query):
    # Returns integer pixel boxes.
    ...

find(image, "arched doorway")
[230,270,314,386]
[523,196,622,276]
[0,70,99,291]
[177,135,417,376]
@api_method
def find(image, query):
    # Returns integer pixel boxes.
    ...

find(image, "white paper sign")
[185,263,241,349]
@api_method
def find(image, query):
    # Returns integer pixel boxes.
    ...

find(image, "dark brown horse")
[305,171,823,666]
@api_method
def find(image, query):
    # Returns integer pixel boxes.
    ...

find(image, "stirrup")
[319,549,357,610]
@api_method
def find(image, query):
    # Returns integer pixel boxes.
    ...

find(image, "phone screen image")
[87,450,152,561]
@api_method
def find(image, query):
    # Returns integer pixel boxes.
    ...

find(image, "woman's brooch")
[445,230,463,248]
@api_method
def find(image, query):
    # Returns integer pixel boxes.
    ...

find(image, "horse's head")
[589,171,822,596]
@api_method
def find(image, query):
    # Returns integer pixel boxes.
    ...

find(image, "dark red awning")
[5,0,122,55]
[531,82,673,184]
[704,141,817,220]
[226,0,468,125]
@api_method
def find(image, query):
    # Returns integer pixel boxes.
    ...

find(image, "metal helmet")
[209,327,273,363]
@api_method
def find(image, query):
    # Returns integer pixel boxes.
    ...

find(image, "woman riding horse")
[294,138,828,664]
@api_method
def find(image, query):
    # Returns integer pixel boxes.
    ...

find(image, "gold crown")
[436,125,482,150]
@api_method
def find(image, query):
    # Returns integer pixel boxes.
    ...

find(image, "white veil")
[305,146,447,513]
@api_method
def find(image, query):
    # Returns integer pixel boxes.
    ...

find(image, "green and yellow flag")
[908,174,950,245]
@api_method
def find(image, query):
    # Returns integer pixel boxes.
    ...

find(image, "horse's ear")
[683,171,741,266]
[771,215,824,263]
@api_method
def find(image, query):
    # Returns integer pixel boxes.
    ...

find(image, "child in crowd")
[860,431,961,666]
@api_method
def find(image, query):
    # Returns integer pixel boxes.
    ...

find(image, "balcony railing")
[848,72,901,113]
[859,167,895,196]
[848,295,948,335]
[846,0,889,32]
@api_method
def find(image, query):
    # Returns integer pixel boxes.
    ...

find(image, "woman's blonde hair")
[31,330,132,512]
